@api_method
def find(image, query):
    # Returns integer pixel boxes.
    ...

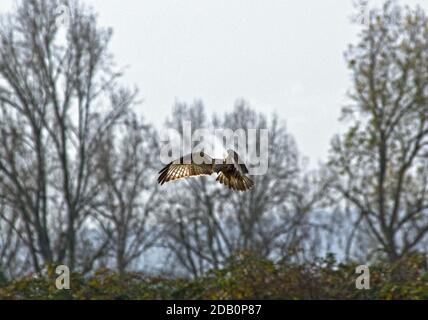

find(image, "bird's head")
[226,149,239,164]
[226,149,236,159]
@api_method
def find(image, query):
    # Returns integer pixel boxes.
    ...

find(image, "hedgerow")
[1,253,427,300]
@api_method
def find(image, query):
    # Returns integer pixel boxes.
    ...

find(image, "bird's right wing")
[158,152,214,185]
[216,170,254,191]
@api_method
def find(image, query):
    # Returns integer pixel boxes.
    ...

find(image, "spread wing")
[217,150,254,191]
[158,152,214,185]
[216,169,254,191]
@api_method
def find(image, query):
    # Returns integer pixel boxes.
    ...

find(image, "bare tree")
[0,193,30,279]
[328,2,428,262]
[159,101,329,276]
[0,0,134,272]
[93,111,159,275]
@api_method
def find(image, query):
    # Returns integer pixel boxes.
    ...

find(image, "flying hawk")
[158,149,254,191]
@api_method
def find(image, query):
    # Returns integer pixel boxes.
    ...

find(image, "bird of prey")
[158,149,254,191]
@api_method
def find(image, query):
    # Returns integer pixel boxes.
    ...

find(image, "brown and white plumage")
[158,150,254,191]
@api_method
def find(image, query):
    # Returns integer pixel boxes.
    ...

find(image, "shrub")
[0,253,427,299]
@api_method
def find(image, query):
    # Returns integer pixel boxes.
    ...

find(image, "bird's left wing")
[158,152,214,185]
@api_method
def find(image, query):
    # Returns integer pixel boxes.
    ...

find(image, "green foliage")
[0,253,427,300]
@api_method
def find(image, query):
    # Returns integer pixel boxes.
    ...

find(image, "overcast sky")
[1,0,428,166]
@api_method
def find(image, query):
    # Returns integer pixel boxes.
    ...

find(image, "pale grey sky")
[1,0,427,165]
